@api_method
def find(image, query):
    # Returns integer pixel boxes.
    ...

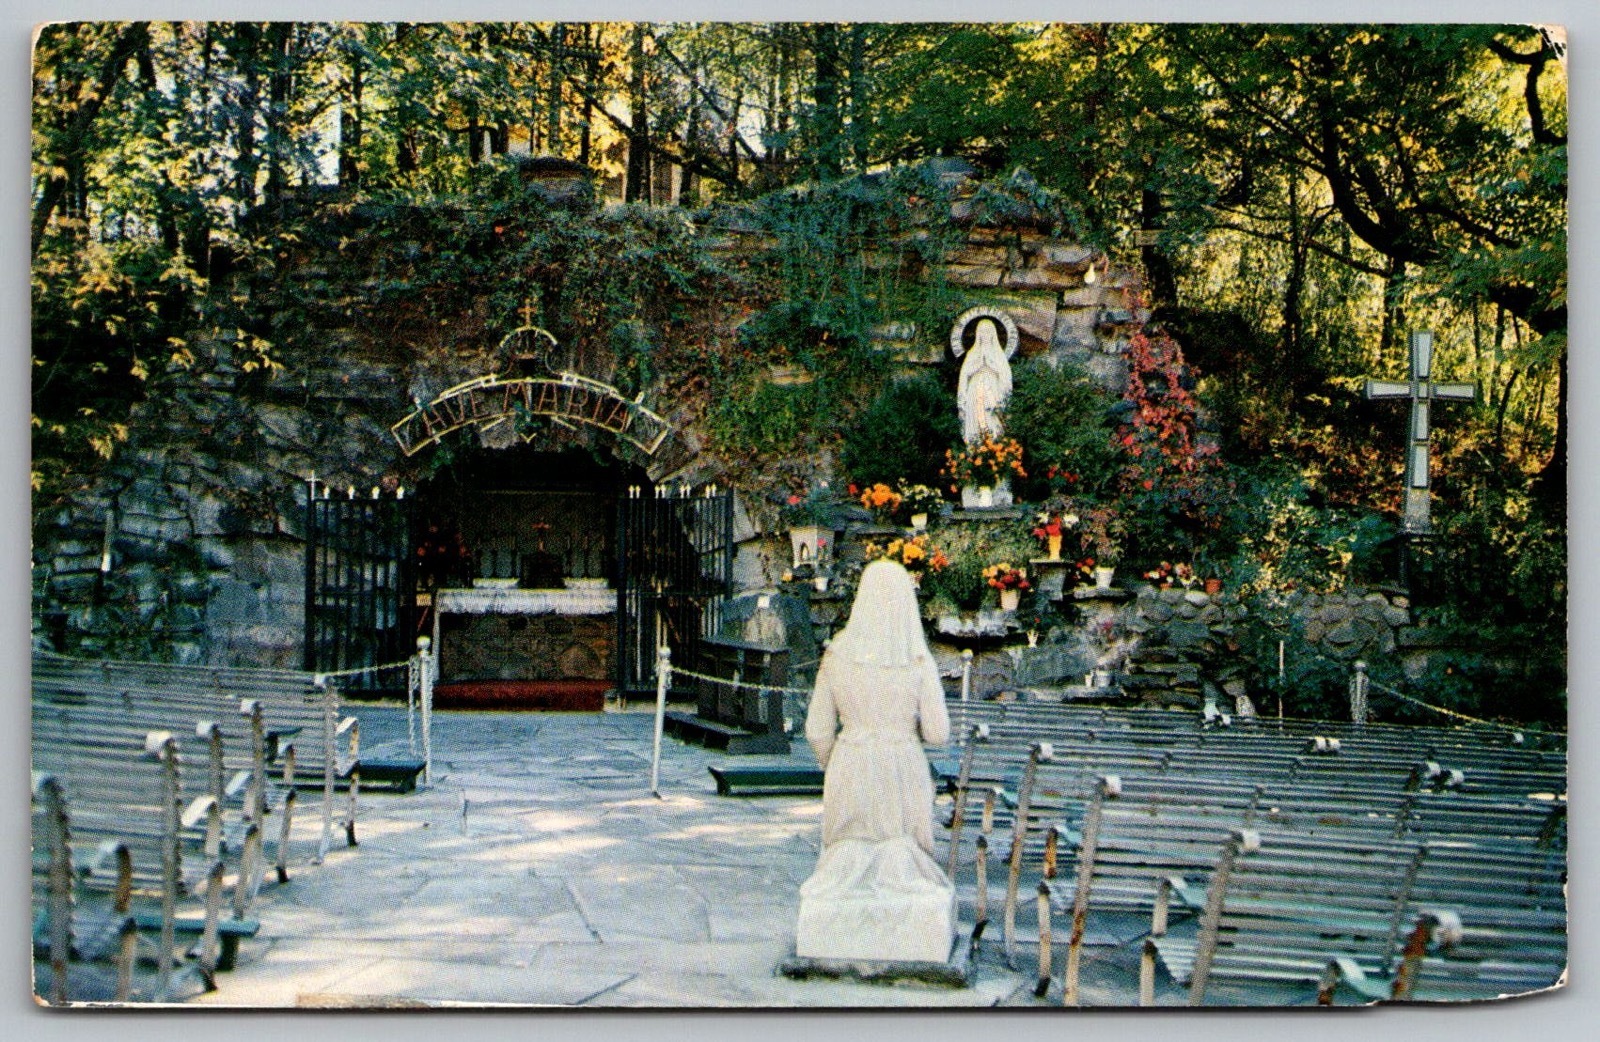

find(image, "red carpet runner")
[432,680,610,712]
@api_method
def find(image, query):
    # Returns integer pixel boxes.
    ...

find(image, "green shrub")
[705,378,828,459]
[1001,357,1123,500]
[842,372,961,488]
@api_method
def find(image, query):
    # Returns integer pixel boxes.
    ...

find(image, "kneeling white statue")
[795,559,955,964]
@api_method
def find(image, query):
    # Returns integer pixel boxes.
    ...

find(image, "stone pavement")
[194,704,1122,1009]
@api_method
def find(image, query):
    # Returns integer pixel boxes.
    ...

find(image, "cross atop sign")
[1365,331,1477,535]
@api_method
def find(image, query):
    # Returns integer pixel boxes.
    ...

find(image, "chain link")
[664,664,817,697]
[313,658,414,681]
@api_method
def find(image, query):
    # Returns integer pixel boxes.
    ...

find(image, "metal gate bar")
[616,485,734,694]
[304,483,415,694]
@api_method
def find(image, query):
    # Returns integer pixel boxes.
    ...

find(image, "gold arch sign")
[391,373,673,457]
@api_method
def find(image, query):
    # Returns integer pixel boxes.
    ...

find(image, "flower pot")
[1046,534,1063,560]
[788,525,825,568]
[1204,578,1223,596]
[910,512,929,532]
[1000,588,1021,612]
[1094,565,1116,589]
[977,486,995,509]
[814,575,830,593]
[1026,630,1039,648]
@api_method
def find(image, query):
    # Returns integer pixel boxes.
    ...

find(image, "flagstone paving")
[189,705,1176,1009]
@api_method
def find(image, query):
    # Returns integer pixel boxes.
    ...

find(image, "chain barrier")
[1366,678,1557,737]
[311,658,414,682]
[665,664,817,697]
[1255,620,1562,739]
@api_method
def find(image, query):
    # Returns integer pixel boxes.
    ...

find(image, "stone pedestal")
[959,479,1012,509]
[1029,557,1072,602]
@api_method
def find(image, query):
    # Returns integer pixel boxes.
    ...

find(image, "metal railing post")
[418,636,434,785]
[651,645,672,797]
[1350,660,1370,727]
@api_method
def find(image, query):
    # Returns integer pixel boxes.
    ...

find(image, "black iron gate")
[616,485,734,694]
[304,484,415,695]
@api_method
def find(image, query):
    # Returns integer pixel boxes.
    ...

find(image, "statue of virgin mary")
[957,317,1012,445]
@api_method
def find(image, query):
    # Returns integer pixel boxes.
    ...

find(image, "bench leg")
[346,769,359,847]
[974,836,989,925]
[276,790,296,884]
[217,933,241,973]
[198,859,224,990]
[233,824,262,920]
[115,921,137,1003]
[1034,882,1053,998]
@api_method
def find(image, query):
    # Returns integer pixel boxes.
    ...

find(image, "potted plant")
[857,482,903,526]
[897,483,945,531]
[943,434,1026,508]
[780,485,837,568]
[984,562,1031,612]
[1080,506,1124,588]
[1031,509,1079,561]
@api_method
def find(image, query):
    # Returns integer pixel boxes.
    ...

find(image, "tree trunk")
[263,23,293,209]
[810,24,845,179]
[579,54,597,167]
[31,22,150,251]
[625,24,652,202]
[339,47,364,188]
[1533,350,1566,510]
[232,24,262,210]
[1139,188,1177,305]
[1378,257,1407,360]
[546,23,565,157]
[847,24,869,171]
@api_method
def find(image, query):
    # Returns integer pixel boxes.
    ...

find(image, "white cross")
[1364,331,1476,535]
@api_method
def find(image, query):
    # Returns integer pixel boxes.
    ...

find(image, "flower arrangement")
[780,484,836,527]
[416,523,471,588]
[943,434,1026,490]
[858,482,903,522]
[983,562,1031,592]
[897,483,945,518]
[1032,509,1079,545]
[1142,561,1198,589]
[865,533,950,576]
[1075,557,1099,583]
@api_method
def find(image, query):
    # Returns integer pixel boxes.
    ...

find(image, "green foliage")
[1233,609,1360,721]
[1001,357,1122,501]
[918,521,1033,614]
[706,379,828,461]
[1222,467,1395,597]
[841,373,960,489]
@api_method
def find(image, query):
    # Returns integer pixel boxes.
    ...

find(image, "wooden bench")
[30,727,233,999]
[31,773,137,1004]
[1151,828,1429,1006]
[37,653,398,858]
[32,680,289,891]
